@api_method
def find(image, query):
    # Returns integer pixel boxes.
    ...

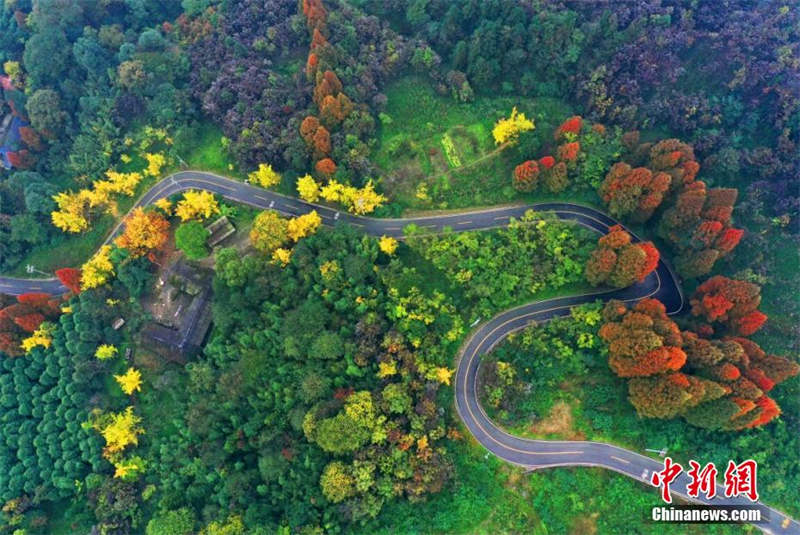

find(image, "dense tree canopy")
[0,0,798,532]
[600,298,798,430]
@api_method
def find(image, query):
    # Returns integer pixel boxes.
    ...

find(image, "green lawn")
[174,121,238,177]
[373,76,574,211]
[9,215,117,276]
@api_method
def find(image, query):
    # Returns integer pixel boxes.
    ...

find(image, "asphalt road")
[0,171,796,534]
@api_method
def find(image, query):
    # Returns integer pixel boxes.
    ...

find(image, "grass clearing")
[174,121,238,177]
[374,76,573,211]
[10,214,118,276]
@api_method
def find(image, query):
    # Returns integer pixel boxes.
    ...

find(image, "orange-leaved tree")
[689,276,767,336]
[115,207,170,258]
[585,225,659,288]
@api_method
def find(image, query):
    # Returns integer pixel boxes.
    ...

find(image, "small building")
[205,215,236,248]
[139,260,213,361]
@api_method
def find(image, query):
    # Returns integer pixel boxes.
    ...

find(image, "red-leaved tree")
[599,162,672,222]
[585,225,660,288]
[55,268,82,294]
[512,160,540,192]
[689,276,766,336]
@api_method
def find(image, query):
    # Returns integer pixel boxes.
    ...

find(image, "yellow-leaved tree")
[51,191,90,233]
[201,515,246,535]
[249,210,289,253]
[21,323,54,353]
[320,180,347,203]
[113,456,145,479]
[144,153,166,177]
[98,406,144,455]
[51,169,146,233]
[433,366,454,386]
[378,235,398,255]
[84,181,115,210]
[297,174,321,202]
[492,107,534,145]
[287,211,322,241]
[105,170,143,196]
[95,344,118,360]
[342,180,386,215]
[3,60,21,84]
[377,361,397,378]
[81,245,115,290]
[272,248,292,266]
[175,190,220,221]
[114,367,143,395]
[248,163,281,188]
[320,461,356,503]
[154,198,172,215]
[317,179,386,214]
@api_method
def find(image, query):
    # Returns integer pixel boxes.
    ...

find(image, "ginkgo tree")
[114,367,143,395]
[492,107,534,145]
[95,406,144,455]
[81,245,115,290]
[51,170,146,233]
[175,190,220,221]
[144,153,167,177]
[95,344,119,360]
[379,236,398,255]
[297,174,321,202]
[20,322,54,353]
[287,211,322,241]
[272,247,292,266]
[114,207,170,257]
[248,163,281,188]
[250,210,289,253]
[51,191,90,233]
[299,176,386,214]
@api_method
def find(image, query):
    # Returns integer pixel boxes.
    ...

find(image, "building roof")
[141,260,213,359]
[205,215,236,248]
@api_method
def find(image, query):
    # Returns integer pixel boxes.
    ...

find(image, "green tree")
[320,461,356,503]
[26,89,68,135]
[22,29,69,88]
[146,508,195,535]
[175,222,210,260]
[249,210,289,254]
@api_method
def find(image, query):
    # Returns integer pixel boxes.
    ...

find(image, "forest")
[0,0,798,534]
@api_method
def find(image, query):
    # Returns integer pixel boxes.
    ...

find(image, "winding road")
[0,171,797,534]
